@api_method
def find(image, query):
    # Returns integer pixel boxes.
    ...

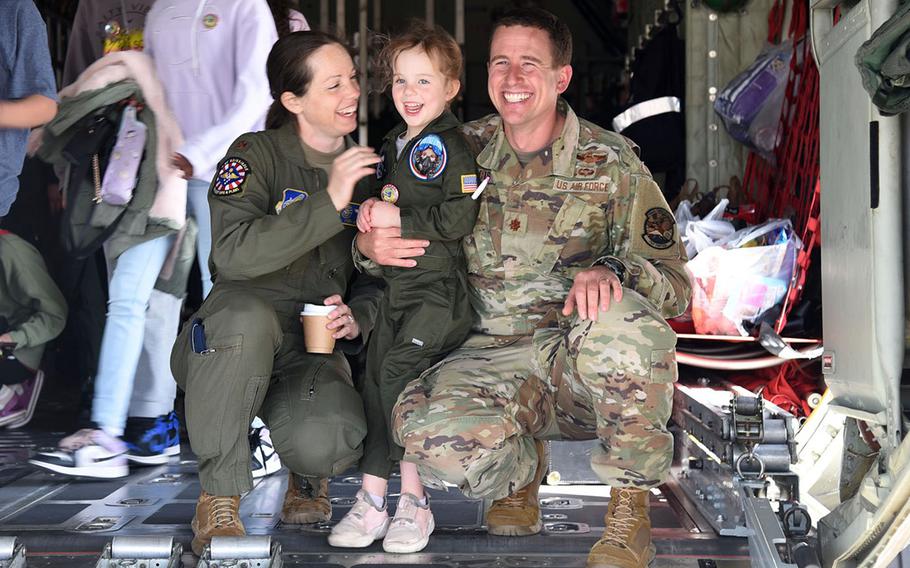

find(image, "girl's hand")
[357,197,379,233]
[369,201,401,229]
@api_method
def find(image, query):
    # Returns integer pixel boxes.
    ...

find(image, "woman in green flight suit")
[170,31,382,556]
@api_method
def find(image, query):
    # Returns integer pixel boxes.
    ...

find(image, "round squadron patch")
[203,13,219,29]
[409,134,447,180]
[376,151,387,180]
[213,158,250,196]
[381,183,399,203]
[642,207,676,250]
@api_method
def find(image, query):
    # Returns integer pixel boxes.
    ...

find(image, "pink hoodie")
[144,0,277,183]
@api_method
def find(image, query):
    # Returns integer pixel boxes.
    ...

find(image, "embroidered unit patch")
[275,188,308,214]
[642,207,676,250]
[381,183,399,203]
[460,174,478,193]
[213,158,250,196]
[409,134,447,180]
[340,203,360,227]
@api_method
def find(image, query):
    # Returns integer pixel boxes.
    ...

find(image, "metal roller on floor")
[95,536,182,568]
[197,536,282,568]
[0,537,26,568]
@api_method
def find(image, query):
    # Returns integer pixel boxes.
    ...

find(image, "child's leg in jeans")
[91,235,174,436]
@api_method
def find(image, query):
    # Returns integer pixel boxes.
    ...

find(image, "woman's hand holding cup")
[323,294,360,340]
[300,295,361,354]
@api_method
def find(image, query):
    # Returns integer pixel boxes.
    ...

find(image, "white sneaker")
[250,424,282,478]
[383,493,435,553]
[328,489,390,548]
[29,428,128,479]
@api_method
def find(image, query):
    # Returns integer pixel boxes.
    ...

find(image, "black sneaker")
[123,411,181,465]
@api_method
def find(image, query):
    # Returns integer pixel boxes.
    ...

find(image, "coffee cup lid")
[300,304,335,316]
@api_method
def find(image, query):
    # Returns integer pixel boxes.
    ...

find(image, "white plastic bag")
[676,198,736,259]
[686,219,801,336]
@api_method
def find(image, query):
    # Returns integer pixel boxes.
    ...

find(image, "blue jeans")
[92,235,174,435]
[128,289,181,419]
[187,178,213,298]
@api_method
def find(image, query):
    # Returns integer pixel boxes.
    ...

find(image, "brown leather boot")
[586,487,654,568]
[280,473,331,524]
[486,438,547,536]
[191,491,245,556]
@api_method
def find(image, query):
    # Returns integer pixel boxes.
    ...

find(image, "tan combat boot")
[280,473,331,524]
[191,491,245,556]
[586,487,654,568]
[486,438,547,536]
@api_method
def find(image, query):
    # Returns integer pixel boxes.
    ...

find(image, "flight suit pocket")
[299,361,327,402]
[185,334,247,459]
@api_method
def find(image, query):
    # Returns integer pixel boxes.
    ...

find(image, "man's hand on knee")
[562,266,623,321]
[355,227,428,268]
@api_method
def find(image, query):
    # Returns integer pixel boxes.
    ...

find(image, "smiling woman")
[166,30,384,556]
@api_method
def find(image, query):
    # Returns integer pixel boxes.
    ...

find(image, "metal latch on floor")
[198,536,282,568]
[0,537,26,568]
[95,536,182,568]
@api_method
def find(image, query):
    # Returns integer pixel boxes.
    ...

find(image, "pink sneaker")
[383,493,435,553]
[0,371,43,428]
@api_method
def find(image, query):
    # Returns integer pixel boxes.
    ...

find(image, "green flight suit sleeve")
[597,162,691,319]
[399,134,480,242]
[208,135,345,281]
[3,239,67,350]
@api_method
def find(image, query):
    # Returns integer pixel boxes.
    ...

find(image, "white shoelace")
[601,490,637,547]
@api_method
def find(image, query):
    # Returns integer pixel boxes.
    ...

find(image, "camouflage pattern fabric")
[391,100,690,500]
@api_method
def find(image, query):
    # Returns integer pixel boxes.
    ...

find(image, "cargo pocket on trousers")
[649,348,678,384]
[185,334,244,459]
[634,348,678,429]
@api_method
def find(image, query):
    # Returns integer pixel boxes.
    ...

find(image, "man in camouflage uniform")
[357,8,689,568]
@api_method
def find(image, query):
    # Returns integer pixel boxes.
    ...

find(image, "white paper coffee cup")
[300,304,336,354]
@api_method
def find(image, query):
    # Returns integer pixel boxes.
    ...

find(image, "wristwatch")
[595,256,626,284]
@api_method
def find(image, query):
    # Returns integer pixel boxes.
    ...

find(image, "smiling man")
[356,8,690,568]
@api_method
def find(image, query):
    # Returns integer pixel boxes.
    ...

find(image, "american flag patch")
[461,174,478,193]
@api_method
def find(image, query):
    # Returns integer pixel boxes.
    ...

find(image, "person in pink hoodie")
[144,0,278,299]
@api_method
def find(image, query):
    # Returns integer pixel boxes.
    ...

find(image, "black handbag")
[59,101,130,258]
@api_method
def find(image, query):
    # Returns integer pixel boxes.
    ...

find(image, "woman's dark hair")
[266,0,293,38]
[265,30,350,130]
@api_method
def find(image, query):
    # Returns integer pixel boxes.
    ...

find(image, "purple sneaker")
[0,370,43,429]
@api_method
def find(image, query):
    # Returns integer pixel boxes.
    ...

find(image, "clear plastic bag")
[713,41,794,162]
[686,219,802,336]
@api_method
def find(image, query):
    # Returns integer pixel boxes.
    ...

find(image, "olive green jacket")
[0,232,68,370]
[372,110,479,281]
[206,123,382,343]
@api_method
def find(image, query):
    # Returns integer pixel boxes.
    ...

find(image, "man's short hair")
[490,7,573,67]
